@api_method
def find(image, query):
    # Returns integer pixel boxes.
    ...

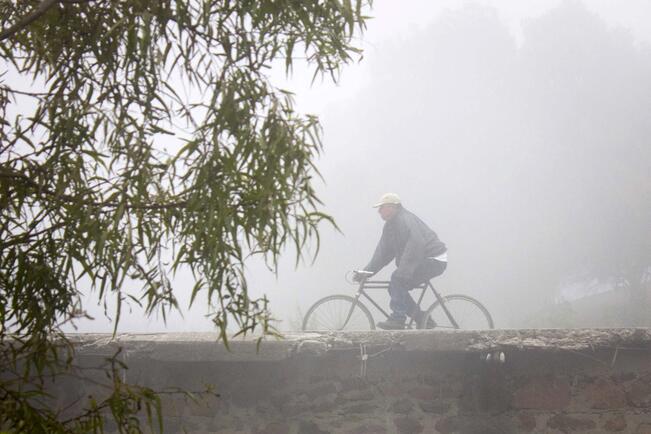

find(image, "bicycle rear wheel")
[302,295,375,331]
[421,294,494,330]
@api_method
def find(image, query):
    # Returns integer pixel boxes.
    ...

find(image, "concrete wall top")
[68,328,651,362]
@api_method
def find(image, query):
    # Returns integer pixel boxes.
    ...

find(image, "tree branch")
[0,0,59,42]
[0,168,189,211]
[0,222,66,250]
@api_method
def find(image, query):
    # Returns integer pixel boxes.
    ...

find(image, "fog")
[71,1,651,332]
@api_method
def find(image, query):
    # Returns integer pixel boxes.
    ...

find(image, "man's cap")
[373,192,401,208]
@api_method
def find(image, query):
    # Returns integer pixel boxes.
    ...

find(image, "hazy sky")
[279,0,651,115]
[68,0,651,333]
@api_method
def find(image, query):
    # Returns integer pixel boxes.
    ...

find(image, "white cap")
[373,192,401,208]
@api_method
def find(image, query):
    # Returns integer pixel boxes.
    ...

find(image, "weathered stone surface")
[209,414,244,431]
[512,377,570,409]
[628,375,651,407]
[547,414,597,432]
[460,370,510,413]
[281,402,309,417]
[340,377,373,392]
[70,328,651,362]
[57,330,651,434]
[603,414,627,432]
[518,413,537,432]
[346,423,388,434]
[583,378,627,409]
[339,389,376,402]
[383,380,409,397]
[418,399,450,414]
[435,416,460,434]
[297,420,329,434]
[187,394,224,417]
[434,416,511,434]
[160,396,186,417]
[389,398,414,414]
[345,403,379,414]
[312,392,338,413]
[254,421,290,434]
[159,416,182,434]
[393,416,424,434]
[305,380,339,399]
[409,386,437,401]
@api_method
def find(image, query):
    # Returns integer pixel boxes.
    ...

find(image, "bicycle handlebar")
[345,270,374,284]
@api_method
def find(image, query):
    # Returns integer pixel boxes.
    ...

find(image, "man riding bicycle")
[354,193,448,330]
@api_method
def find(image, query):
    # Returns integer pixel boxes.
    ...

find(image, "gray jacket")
[365,207,446,280]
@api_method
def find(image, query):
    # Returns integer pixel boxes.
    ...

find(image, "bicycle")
[302,271,494,331]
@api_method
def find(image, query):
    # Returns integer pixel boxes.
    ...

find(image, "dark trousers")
[389,259,447,320]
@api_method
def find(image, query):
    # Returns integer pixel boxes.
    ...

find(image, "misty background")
[69,0,651,333]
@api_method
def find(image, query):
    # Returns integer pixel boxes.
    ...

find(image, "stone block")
[255,421,291,434]
[393,416,424,434]
[518,413,536,432]
[603,414,627,432]
[546,414,597,432]
[340,377,373,392]
[512,377,570,410]
[345,403,379,414]
[628,376,651,408]
[160,395,186,417]
[160,416,182,434]
[182,415,215,432]
[435,416,460,434]
[305,381,339,400]
[297,419,329,434]
[409,386,437,401]
[418,399,450,414]
[187,394,225,417]
[637,423,651,434]
[281,402,309,417]
[389,398,414,414]
[583,378,626,409]
[437,380,464,399]
[339,389,376,402]
[612,372,636,383]
[311,392,338,413]
[459,372,510,413]
[346,423,388,434]
[209,414,244,432]
[435,415,511,434]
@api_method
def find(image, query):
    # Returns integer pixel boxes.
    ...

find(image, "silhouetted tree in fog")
[316,1,651,326]
[517,1,651,324]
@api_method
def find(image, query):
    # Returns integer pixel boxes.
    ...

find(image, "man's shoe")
[377,317,406,330]
[414,310,437,329]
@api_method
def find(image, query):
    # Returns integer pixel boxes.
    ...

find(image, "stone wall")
[66,329,651,434]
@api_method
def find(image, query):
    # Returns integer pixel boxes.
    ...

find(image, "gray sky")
[69,0,651,333]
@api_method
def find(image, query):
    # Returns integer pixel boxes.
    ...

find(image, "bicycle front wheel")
[422,294,494,330]
[302,295,375,331]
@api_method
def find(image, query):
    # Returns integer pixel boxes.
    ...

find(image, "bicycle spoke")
[303,296,375,331]
[427,295,493,330]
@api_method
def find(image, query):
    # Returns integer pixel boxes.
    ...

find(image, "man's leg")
[387,275,418,321]
[377,274,420,330]
[379,260,448,330]
[411,259,447,327]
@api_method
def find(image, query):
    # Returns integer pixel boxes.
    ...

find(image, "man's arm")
[364,227,394,274]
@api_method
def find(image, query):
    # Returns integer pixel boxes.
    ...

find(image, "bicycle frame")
[342,279,460,329]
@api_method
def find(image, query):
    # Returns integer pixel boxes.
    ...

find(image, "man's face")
[378,204,398,221]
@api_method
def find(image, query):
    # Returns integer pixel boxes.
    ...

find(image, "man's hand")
[353,270,373,283]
